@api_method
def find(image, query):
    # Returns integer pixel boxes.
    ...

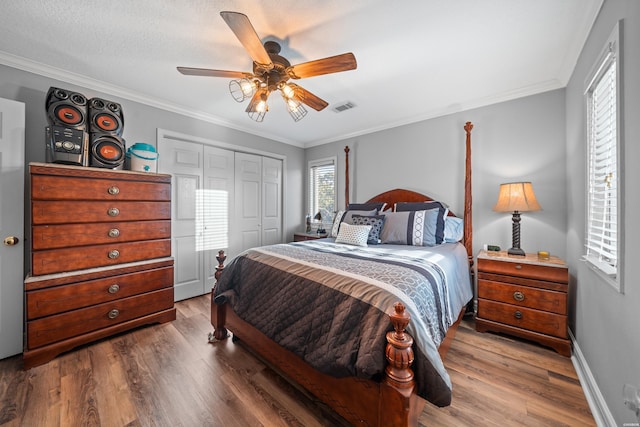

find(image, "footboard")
[210,293,425,426]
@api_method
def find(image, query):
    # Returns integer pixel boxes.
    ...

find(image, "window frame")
[308,156,337,226]
[583,20,624,292]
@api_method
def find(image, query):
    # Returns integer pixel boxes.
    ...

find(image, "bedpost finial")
[385,302,415,386]
[389,302,410,341]
[464,121,473,134]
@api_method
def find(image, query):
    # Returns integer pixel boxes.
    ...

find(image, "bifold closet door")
[158,139,233,301]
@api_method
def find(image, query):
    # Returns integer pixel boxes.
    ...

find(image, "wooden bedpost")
[209,250,228,342]
[380,302,424,425]
[344,146,350,209]
[463,122,473,266]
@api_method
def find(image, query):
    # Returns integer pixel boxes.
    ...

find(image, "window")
[308,157,337,227]
[584,21,623,292]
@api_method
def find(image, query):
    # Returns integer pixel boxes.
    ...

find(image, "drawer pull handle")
[108,284,120,294]
[108,228,120,238]
[513,291,525,302]
[108,309,120,319]
[108,186,120,195]
[108,250,120,259]
[107,207,120,217]
[514,310,523,320]
[515,264,522,270]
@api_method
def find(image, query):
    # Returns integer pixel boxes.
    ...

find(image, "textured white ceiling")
[0,0,602,147]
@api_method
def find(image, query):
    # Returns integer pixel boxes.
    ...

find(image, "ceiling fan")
[177,11,357,122]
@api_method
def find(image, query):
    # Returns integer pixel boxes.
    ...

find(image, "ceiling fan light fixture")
[280,82,295,99]
[283,93,307,122]
[248,110,267,122]
[229,78,257,102]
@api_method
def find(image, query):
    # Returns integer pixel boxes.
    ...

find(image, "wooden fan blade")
[288,53,357,79]
[177,67,252,79]
[290,84,329,111]
[220,11,273,70]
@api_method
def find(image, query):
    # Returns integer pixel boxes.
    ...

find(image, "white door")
[158,138,234,301]
[201,145,234,291]
[234,152,262,253]
[0,97,25,359]
[261,156,283,246]
[159,138,204,301]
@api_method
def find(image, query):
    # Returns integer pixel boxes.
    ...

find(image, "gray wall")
[306,89,568,261]
[0,63,305,275]
[566,0,640,425]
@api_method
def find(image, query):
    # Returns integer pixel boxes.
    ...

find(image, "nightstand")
[475,250,571,356]
[293,232,328,242]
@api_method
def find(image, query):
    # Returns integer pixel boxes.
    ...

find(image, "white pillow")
[335,222,372,247]
[444,217,464,242]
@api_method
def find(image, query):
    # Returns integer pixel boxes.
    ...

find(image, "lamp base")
[507,247,526,256]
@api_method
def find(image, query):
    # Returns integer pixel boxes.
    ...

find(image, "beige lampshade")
[493,182,542,213]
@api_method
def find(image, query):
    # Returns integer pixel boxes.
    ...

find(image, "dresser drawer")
[32,239,171,275]
[32,201,171,224]
[32,174,170,201]
[477,279,567,314]
[27,287,174,348]
[477,257,568,283]
[27,265,174,319]
[32,220,171,250]
[478,299,567,338]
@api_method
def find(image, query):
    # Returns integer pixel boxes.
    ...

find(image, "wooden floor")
[0,294,595,427]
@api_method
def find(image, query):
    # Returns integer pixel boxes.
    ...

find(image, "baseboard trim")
[570,328,616,427]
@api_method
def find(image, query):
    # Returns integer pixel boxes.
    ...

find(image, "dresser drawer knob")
[108,309,120,319]
[515,264,522,270]
[108,186,120,195]
[108,284,120,294]
[107,207,120,217]
[108,249,120,259]
[514,310,523,320]
[108,228,120,238]
[513,291,525,302]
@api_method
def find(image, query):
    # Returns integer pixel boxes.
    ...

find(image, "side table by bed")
[293,232,328,242]
[475,250,570,356]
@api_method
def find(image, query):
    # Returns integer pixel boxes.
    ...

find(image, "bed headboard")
[343,122,474,264]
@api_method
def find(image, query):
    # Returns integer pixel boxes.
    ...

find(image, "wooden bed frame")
[210,122,474,426]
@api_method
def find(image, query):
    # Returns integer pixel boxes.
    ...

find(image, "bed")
[210,122,474,426]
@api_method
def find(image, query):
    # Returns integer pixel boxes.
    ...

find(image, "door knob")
[3,236,19,246]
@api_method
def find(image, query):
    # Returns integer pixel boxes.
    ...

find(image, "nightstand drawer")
[477,257,568,283]
[478,279,567,314]
[478,299,567,338]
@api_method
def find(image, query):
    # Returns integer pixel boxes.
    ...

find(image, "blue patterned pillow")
[395,201,448,244]
[351,214,386,244]
[380,209,443,246]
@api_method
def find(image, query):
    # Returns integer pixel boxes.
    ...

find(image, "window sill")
[582,255,621,293]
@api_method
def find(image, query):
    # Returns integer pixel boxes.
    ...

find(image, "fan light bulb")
[229,78,256,102]
[256,99,267,113]
[280,83,295,99]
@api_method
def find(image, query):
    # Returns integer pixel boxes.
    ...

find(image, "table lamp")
[493,182,541,256]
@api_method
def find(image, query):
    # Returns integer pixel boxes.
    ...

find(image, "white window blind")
[308,158,336,224]
[585,23,621,289]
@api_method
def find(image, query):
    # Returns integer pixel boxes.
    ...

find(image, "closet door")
[159,141,234,301]
[233,153,283,254]
[262,156,283,246]
[234,152,262,254]
[202,146,234,292]
[158,138,203,301]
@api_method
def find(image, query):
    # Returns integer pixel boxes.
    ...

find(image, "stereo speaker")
[88,97,124,136]
[87,97,126,169]
[89,133,126,170]
[46,87,88,130]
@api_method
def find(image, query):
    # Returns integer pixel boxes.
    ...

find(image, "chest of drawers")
[475,250,570,356]
[24,163,176,368]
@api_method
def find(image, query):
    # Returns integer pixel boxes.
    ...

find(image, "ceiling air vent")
[332,101,356,113]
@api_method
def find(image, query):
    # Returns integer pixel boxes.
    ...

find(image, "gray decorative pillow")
[380,209,443,246]
[351,214,386,244]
